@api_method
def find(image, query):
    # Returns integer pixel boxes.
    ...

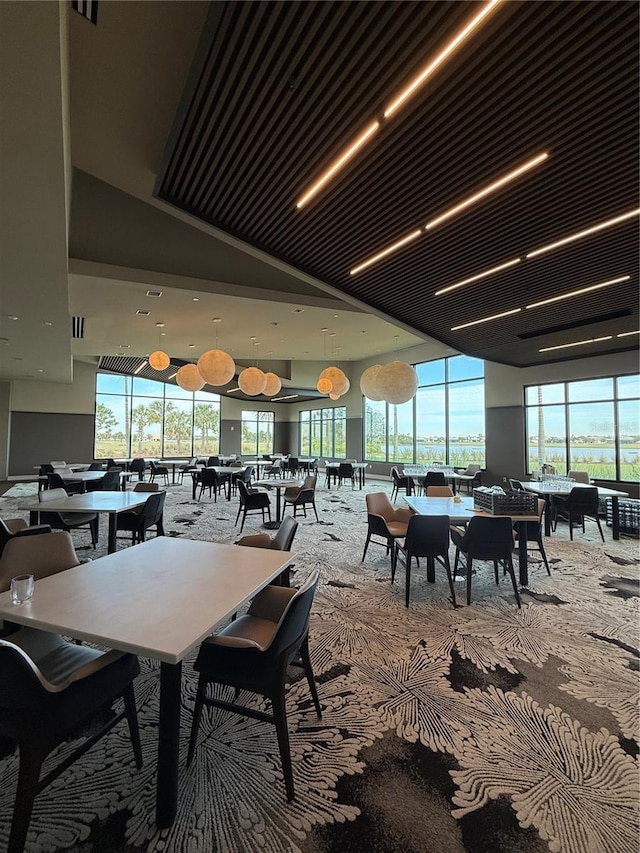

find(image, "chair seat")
[204,614,281,652]
[58,512,98,526]
[386,521,409,537]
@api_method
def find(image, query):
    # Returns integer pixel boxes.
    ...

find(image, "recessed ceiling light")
[350,230,422,275]
[146,290,162,297]
[192,297,200,302]
[525,276,630,309]
[250,336,258,341]
[188,344,196,348]
[425,152,549,231]
[269,322,279,327]
[212,317,221,323]
[116,352,125,356]
[133,360,148,374]
[526,208,640,259]
[435,257,521,295]
[136,310,151,316]
[451,307,521,331]
[156,322,165,328]
[6,315,18,321]
[119,344,130,348]
[160,332,166,336]
[44,321,53,326]
[539,336,612,353]
[321,327,328,332]
[291,308,304,314]
[617,330,640,338]
[36,369,44,373]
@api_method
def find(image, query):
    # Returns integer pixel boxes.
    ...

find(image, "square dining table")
[0,537,294,829]
[522,481,628,538]
[22,491,150,553]
[404,495,539,585]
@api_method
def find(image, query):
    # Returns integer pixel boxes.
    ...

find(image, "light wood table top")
[522,481,628,498]
[21,491,148,514]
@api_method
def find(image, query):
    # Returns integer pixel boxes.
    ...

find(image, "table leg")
[263,487,282,529]
[543,501,552,537]
[108,513,117,554]
[517,521,529,585]
[610,496,620,540]
[29,510,39,526]
[407,478,413,496]
[156,661,182,828]
[225,474,232,501]
[191,474,197,501]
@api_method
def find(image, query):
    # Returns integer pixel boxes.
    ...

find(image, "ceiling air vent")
[71,316,85,339]
[146,290,163,297]
[136,309,151,316]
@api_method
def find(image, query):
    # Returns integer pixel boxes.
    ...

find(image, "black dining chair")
[129,458,146,481]
[207,456,220,467]
[149,460,169,486]
[37,488,99,549]
[235,480,271,532]
[337,462,355,489]
[418,471,446,494]
[0,628,142,853]
[390,466,413,501]
[509,478,525,491]
[47,471,84,496]
[231,465,253,495]
[450,515,521,608]
[394,515,456,608]
[551,486,605,542]
[283,475,319,521]
[187,571,321,802]
[513,498,550,575]
[101,470,121,490]
[236,516,299,585]
[362,492,413,573]
[198,468,223,501]
[115,491,166,545]
[88,462,105,471]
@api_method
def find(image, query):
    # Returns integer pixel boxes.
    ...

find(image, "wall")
[0,381,10,479]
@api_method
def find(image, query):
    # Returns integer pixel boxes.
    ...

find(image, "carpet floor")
[0,478,638,853]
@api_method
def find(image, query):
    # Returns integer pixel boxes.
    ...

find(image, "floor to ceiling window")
[241,410,275,457]
[94,373,220,458]
[299,406,347,458]
[525,373,639,482]
[363,354,485,466]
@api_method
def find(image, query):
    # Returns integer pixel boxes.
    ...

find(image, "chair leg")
[123,683,143,769]
[466,556,473,605]
[505,554,521,608]
[493,561,499,584]
[405,551,411,608]
[362,531,371,562]
[595,516,605,543]
[235,504,242,526]
[312,501,319,522]
[9,744,45,853]
[299,635,322,719]
[187,675,207,766]
[443,553,457,607]
[272,689,295,801]
[538,535,551,575]
[240,510,247,532]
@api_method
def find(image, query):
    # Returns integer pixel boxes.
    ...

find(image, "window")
[94,372,220,458]
[298,406,346,458]
[241,411,274,457]
[364,355,485,466]
[525,373,639,482]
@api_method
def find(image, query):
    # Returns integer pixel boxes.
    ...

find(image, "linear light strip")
[425,152,549,231]
[617,330,640,338]
[526,209,640,258]
[539,336,612,353]
[435,257,521,295]
[296,121,380,209]
[133,360,148,374]
[297,1,503,209]
[384,0,503,118]
[451,307,521,331]
[525,276,630,309]
[350,229,422,275]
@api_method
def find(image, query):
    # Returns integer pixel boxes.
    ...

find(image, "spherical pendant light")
[197,349,236,386]
[317,377,333,394]
[262,372,282,396]
[149,350,170,371]
[329,392,341,401]
[376,361,418,404]
[319,366,349,396]
[360,364,384,400]
[238,366,267,396]
[176,363,205,392]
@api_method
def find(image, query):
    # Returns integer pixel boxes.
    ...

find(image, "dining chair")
[0,530,80,593]
[178,457,199,484]
[231,465,254,496]
[551,486,604,542]
[149,460,169,486]
[567,469,591,484]
[390,466,413,501]
[235,480,271,532]
[47,471,84,496]
[450,516,521,607]
[286,457,300,477]
[265,459,283,478]
[207,456,220,466]
[101,470,121,490]
[38,488,99,548]
[198,468,223,501]
[283,475,319,521]
[0,627,142,853]
[236,516,298,585]
[418,470,446,494]
[508,478,525,491]
[129,458,146,481]
[394,515,456,607]
[337,462,355,489]
[115,492,166,545]
[425,485,454,497]
[459,464,482,495]
[133,481,160,492]
[187,571,321,802]
[513,498,550,575]
[362,492,413,572]
[0,518,52,559]
[88,462,105,471]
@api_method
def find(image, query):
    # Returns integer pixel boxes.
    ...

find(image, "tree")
[96,402,117,437]
[194,403,219,452]
[165,406,191,453]
[131,404,150,454]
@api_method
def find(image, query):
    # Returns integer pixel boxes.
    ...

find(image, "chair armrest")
[15,524,53,538]
[236,533,272,548]
[3,518,27,533]
[247,584,297,622]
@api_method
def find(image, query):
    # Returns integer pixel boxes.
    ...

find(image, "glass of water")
[10,574,35,605]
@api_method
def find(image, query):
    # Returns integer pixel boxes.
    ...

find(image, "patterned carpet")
[0,478,638,853]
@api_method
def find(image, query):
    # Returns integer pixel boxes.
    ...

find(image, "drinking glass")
[10,574,35,605]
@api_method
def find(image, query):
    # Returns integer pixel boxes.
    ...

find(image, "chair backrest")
[0,531,80,593]
[101,471,121,490]
[465,464,481,475]
[39,463,54,475]
[0,519,51,558]
[237,479,252,503]
[39,487,68,504]
[461,516,515,559]
[130,458,146,472]
[301,475,317,491]
[207,456,220,466]
[242,465,254,483]
[50,461,67,467]
[140,491,166,525]
[567,486,599,513]
[88,462,104,471]
[405,515,450,556]
[272,515,298,551]
[269,571,320,657]
[568,470,590,484]
[426,485,454,497]
[391,467,401,483]
[366,491,394,520]
[134,482,159,492]
[287,457,299,471]
[338,462,354,476]
[423,471,446,486]
[201,468,220,486]
[47,472,68,491]
[509,479,525,491]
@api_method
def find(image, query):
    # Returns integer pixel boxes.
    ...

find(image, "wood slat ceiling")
[157,0,639,367]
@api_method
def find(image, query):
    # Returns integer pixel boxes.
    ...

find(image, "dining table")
[60,470,132,492]
[22,490,150,553]
[324,461,368,489]
[0,536,294,829]
[252,478,302,528]
[404,495,539,585]
[522,480,628,539]
[158,459,194,485]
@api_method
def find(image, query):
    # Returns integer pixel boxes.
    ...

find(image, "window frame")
[298,405,346,459]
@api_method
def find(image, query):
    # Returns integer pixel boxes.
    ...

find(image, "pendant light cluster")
[316,329,350,401]
[147,318,281,397]
[359,339,419,405]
